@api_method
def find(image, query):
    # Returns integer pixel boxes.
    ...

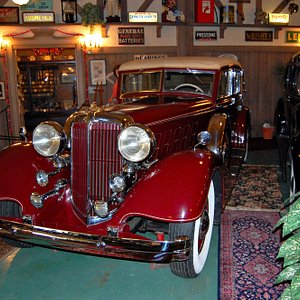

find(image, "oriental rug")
[227,165,283,211]
[220,210,286,300]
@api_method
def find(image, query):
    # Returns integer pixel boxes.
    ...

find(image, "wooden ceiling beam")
[273,0,292,13]
[138,0,154,12]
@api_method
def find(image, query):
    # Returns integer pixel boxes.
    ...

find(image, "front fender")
[0,142,54,211]
[114,149,217,223]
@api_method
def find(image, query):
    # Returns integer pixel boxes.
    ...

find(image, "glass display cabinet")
[17,48,77,131]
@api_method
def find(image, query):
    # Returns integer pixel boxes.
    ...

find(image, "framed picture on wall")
[90,60,107,86]
[0,7,19,24]
[0,82,5,100]
[61,73,76,84]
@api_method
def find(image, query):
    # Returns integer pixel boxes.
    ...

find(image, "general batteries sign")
[118,27,145,45]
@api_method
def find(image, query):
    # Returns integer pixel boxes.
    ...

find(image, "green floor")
[0,227,219,300]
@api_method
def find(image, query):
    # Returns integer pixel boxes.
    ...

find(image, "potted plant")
[275,193,300,299]
[81,2,104,33]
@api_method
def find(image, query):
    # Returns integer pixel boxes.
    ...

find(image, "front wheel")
[169,180,215,278]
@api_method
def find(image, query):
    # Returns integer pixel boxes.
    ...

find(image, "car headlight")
[118,125,155,163]
[33,122,67,157]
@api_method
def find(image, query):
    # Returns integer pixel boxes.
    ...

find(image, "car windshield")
[163,69,214,96]
[120,69,214,98]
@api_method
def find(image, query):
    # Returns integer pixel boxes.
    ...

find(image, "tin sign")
[128,12,158,23]
[195,31,217,40]
[286,31,300,43]
[118,27,145,45]
[245,31,273,42]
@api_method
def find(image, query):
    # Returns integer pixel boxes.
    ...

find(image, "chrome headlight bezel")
[118,124,156,163]
[32,122,67,157]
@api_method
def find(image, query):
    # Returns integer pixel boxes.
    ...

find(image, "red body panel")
[113,150,216,224]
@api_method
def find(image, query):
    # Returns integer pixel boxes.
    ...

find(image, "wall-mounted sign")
[22,11,55,23]
[245,31,273,42]
[128,12,158,23]
[134,54,168,60]
[20,0,53,11]
[118,27,144,45]
[268,13,289,24]
[286,31,300,43]
[0,7,19,24]
[195,31,217,40]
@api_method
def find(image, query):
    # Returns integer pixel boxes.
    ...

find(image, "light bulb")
[12,0,30,5]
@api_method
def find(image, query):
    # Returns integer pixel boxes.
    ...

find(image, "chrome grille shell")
[70,111,133,218]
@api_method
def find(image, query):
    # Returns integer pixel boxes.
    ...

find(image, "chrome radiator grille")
[71,121,122,217]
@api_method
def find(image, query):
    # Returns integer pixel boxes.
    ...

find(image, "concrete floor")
[0,138,286,300]
[0,228,219,300]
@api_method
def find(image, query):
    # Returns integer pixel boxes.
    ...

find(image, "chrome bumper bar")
[0,219,190,263]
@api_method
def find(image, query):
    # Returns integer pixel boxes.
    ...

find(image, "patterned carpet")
[220,210,286,299]
[220,164,286,299]
[227,165,283,211]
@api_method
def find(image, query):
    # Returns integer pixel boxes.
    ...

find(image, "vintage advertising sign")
[118,27,145,45]
[269,13,289,24]
[286,31,300,43]
[134,54,168,60]
[20,0,53,11]
[245,31,273,42]
[195,31,217,40]
[22,11,55,23]
[0,7,19,24]
[195,0,214,23]
[128,12,158,23]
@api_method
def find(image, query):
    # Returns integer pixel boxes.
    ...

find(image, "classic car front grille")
[71,121,122,217]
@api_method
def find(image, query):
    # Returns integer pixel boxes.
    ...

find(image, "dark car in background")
[276,52,300,196]
[0,55,250,278]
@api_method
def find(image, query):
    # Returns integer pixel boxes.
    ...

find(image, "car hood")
[104,95,212,124]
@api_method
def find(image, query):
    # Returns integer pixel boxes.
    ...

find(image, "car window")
[163,70,214,96]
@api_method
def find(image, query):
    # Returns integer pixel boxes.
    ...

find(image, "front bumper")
[0,219,190,263]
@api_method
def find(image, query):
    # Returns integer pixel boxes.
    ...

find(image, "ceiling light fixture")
[12,0,30,5]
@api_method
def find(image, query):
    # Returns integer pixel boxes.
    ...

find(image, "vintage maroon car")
[0,55,250,278]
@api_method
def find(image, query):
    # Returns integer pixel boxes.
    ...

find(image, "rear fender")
[114,149,218,223]
[231,106,250,148]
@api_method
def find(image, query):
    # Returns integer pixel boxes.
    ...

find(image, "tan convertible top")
[119,55,241,72]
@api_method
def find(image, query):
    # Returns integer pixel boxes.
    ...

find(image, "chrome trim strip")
[0,219,190,263]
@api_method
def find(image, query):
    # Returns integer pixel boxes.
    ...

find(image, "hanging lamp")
[12,0,30,5]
